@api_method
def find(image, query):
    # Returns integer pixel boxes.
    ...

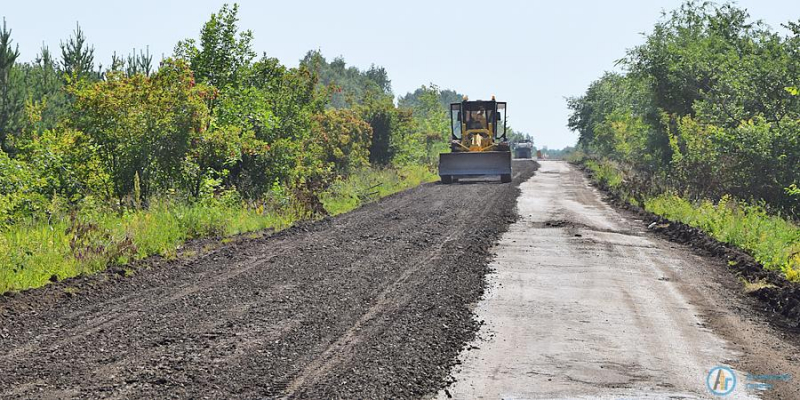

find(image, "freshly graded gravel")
[0,161,538,399]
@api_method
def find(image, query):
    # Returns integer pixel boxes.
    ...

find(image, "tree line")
[568,1,800,217]
[0,4,462,226]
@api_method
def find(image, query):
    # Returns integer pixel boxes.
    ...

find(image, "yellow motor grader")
[438,97,512,183]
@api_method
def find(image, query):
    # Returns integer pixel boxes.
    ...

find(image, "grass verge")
[0,164,436,294]
[321,164,437,216]
[645,194,800,281]
[0,200,294,294]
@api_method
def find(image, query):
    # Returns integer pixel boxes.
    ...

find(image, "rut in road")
[0,160,538,399]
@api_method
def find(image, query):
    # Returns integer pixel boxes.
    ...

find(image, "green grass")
[321,164,437,216]
[0,164,436,294]
[0,200,294,294]
[645,194,800,282]
[584,159,624,190]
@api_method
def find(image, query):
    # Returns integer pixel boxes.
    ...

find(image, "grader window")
[450,103,462,139]
[463,104,493,132]
[496,102,507,139]
[465,111,488,130]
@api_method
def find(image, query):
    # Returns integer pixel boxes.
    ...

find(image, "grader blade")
[438,151,512,183]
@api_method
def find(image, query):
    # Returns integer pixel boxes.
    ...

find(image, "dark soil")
[647,215,800,326]
[0,160,539,399]
[580,165,800,332]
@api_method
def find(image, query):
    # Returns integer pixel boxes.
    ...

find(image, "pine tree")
[60,22,96,80]
[0,18,21,152]
[126,47,152,77]
[110,51,124,72]
[35,43,59,93]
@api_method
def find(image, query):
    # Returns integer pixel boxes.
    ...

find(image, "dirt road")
[440,161,799,399]
[2,160,798,399]
[0,161,537,399]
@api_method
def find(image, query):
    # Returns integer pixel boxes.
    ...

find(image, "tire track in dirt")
[281,185,505,397]
[0,192,424,365]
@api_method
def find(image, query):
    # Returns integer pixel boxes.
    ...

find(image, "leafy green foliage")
[300,50,392,109]
[361,93,400,166]
[0,149,48,226]
[569,1,800,217]
[175,3,255,90]
[0,3,466,293]
[506,128,534,144]
[398,87,464,111]
[570,1,800,280]
[111,47,154,77]
[69,59,214,202]
[584,159,623,190]
[313,108,372,176]
[21,127,110,203]
[395,84,450,166]
[299,51,407,168]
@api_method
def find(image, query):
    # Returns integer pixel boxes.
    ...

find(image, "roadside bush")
[584,159,623,190]
[0,149,48,225]
[313,108,372,176]
[69,59,214,202]
[568,1,800,217]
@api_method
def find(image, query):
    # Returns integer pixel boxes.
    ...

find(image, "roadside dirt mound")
[647,215,800,327]
[0,161,538,399]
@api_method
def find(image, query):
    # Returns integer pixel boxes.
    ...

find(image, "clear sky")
[3,1,798,148]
